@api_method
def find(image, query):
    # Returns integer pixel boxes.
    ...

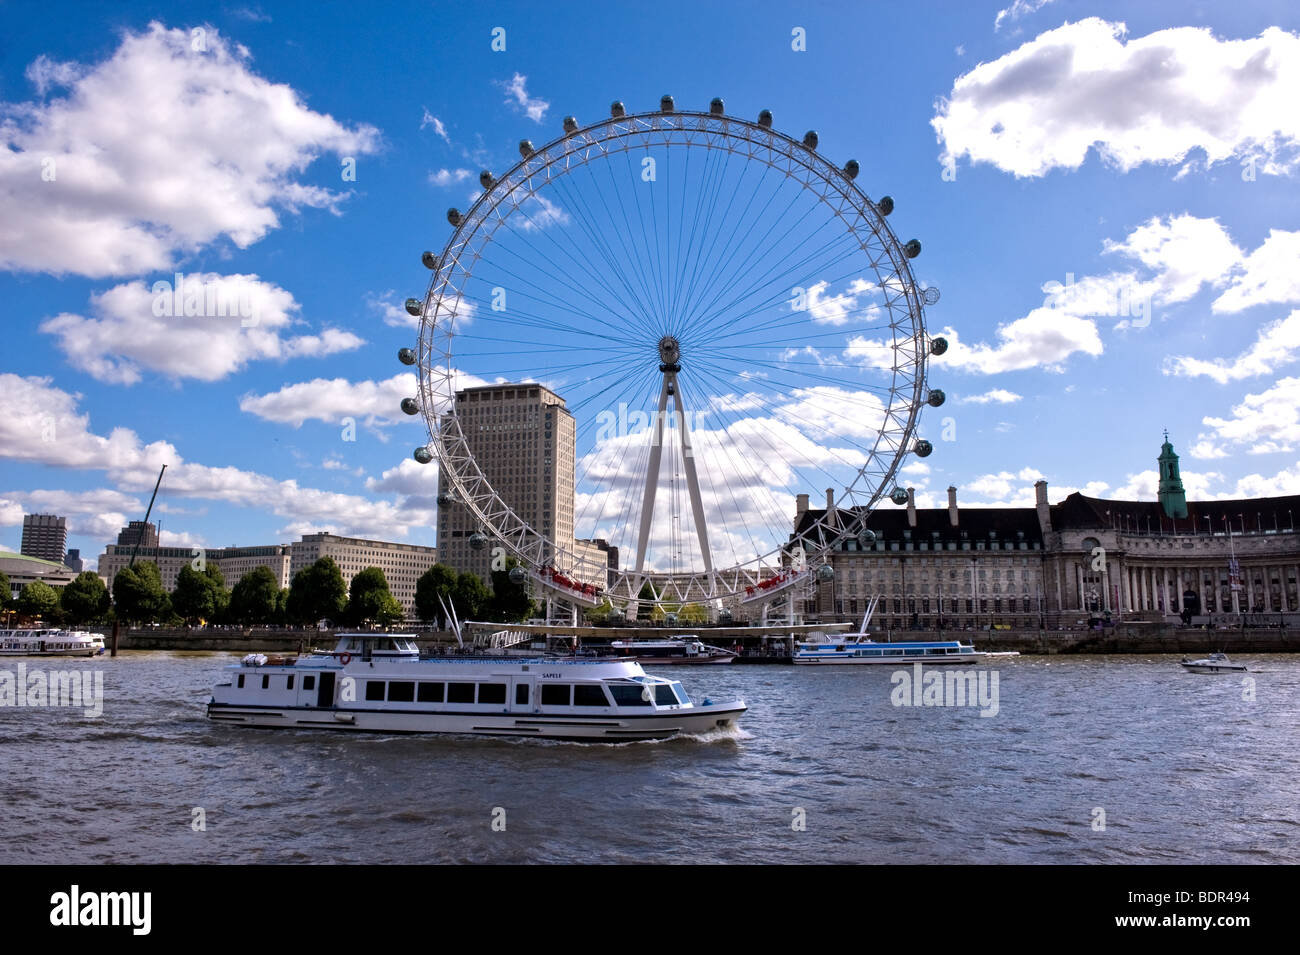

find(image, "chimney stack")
[796,493,809,526]
[825,488,837,529]
[948,485,959,527]
[1035,479,1052,533]
[907,487,917,527]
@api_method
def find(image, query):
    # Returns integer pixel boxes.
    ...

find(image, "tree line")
[0,557,535,629]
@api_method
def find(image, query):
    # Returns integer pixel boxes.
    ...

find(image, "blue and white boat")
[207,633,747,742]
[792,597,985,665]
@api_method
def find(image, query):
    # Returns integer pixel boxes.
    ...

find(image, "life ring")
[338,652,352,665]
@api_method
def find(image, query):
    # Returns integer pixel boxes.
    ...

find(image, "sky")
[2,0,1299,575]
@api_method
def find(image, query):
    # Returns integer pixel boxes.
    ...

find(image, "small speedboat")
[1180,652,1247,673]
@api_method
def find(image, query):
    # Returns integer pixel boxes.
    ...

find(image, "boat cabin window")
[654,683,688,706]
[303,675,316,691]
[365,681,385,702]
[573,685,609,707]
[448,683,475,704]
[478,683,506,705]
[262,675,270,689]
[541,684,571,706]
[388,681,415,702]
[608,684,652,707]
[287,675,294,690]
[515,683,529,705]
[237,675,245,689]
[418,682,444,703]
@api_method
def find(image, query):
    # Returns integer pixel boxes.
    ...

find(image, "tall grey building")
[21,514,67,563]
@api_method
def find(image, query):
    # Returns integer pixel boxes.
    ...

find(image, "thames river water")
[3,652,1298,864]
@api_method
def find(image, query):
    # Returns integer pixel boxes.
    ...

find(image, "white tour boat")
[207,633,747,742]
[0,628,106,657]
[608,636,737,664]
[1180,652,1248,674]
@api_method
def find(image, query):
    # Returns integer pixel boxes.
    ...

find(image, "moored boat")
[0,628,106,657]
[794,631,985,665]
[608,636,737,664]
[207,632,746,741]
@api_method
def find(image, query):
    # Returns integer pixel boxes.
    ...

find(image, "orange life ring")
[338,652,352,665]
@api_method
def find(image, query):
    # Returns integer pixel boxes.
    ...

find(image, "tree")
[0,569,10,610]
[172,564,228,625]
[678,603,709,624]
[451,571,490,622]
[636,580,657,620]
[113,562,171,625]
[344,567,404,626]
[228,566,280,625]
[60,571,110,624]
[414,563,459,627]
[17,579,60,620]
[488,559,533,623]
[285,556,347,625]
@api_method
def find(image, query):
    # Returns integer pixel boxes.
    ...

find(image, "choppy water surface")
[2,653,1297,864]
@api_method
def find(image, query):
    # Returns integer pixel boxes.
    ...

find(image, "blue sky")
[2,0,1298,573]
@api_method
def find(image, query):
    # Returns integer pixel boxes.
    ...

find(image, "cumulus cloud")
[39,273,363,384]
[1164,310,1300,384]
[428,168,472,187]
[932,312,1104,375]
[0,374,437,541]
[934,19,1300,178]
[961,389,1022,404]
[420,108,450,143]
[239,373,418,428]
[0,22,379,277]
[1197,376,1300,455]
[994,0,1055,32]
[500,73,549,123]
[1212,229,1300,313]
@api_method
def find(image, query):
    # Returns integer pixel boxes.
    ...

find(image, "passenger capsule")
[816,564,835,582]
[400,398,419,416]
[508,566,527,585]
[709,97,725,115]
[413,446,434,464]
[397,347,416,366]
[436,493,457,508]
[843,159,860,179]
[890,487,909,505]
[610,100,626,118]
[877,195,894,216]
[926,389,946,407]
[803,130,819,150]
[469,533,488,551]
[519,139,535,159]
[563,116,579,134]
[404,298,423,316]
[923,286,941,306]
[904,239,922,259]
[479,170,495,190]
[660,94,675,112]
[757,109,773,128]
[915,439,934,458]
[421,251,438,270]
[930,336,949,356]
[858,528,877,547]
[447,208,462,227]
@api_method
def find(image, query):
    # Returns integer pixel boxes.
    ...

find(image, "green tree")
[414,563,459,627]
[113,562,171,624]
[451,571,490,621]
[60,571,110,624]
[171,564,227,624]
[636,580,657,620]
[17,579,60,620]
[678,603,709,624]
[0,569,11,610]
[228,566,281,625]
[285,556,347,624]
[488,560,533,623]
[344,567,404,626]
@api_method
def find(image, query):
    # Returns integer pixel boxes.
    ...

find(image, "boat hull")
[793,653,986,665]
[0,648,105,657]
[1180,663,1247,673]
[206,700,747,741]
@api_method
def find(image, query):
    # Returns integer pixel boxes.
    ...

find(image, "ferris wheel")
[398,97,947,613]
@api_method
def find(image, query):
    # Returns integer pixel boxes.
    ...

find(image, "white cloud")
[420,108,450,143]
[1164,310,1300,384]
[800,278,877,326]
[1198,376,1300,454]
[1,22,379,277]
[239,373,418,428]
[933,311,1104,375]
[994,0,1055,32]
[24,55,86,95]
[0,375,438,541]
[961,389,1022,404]
[1102,214,1242,305]
[934,19,1300,178]
[1212,230,1300,313]
[428,168,472,187]
[39,274,363,385]
[515,194,570,231]
[500,73,549,123]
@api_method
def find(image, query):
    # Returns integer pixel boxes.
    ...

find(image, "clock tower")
[1157,431,1188,520]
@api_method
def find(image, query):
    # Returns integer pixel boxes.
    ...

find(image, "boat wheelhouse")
[207,633,747,742]
[1180,652,1248,674]
[793,633,985,665]
[0,629,106,657]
